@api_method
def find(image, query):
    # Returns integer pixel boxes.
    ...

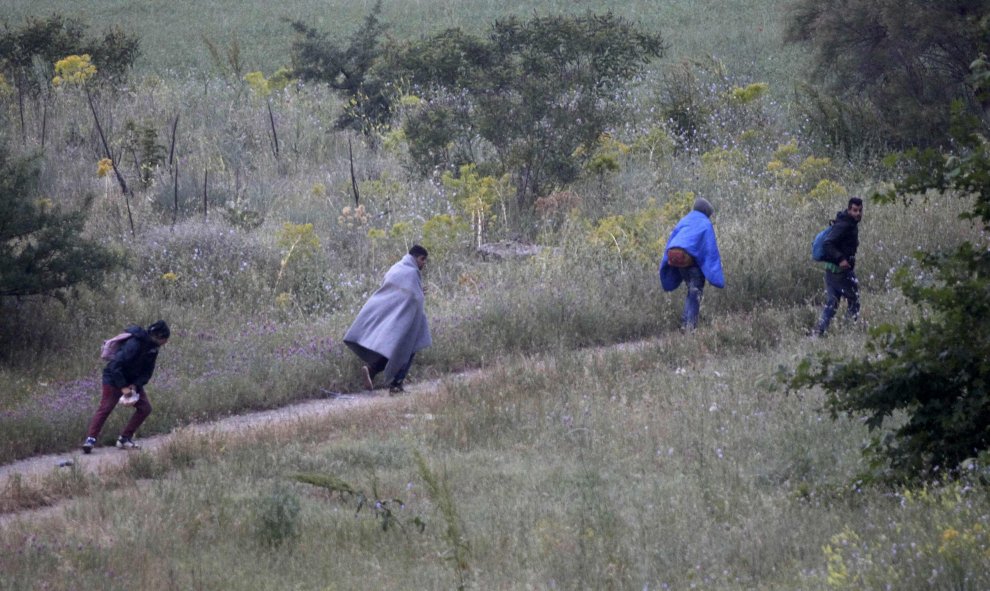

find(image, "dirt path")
[1,340,659,497]
[0,341,650,523]
[0,382,437,499]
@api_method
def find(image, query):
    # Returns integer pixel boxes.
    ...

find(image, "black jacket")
[823,210,859,268]
[102,326,161,389]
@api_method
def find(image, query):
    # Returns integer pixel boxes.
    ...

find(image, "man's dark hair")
[848,197,863,208]
[409,244,428,258]
[148,320,170,339]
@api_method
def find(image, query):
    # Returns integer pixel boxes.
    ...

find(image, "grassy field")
[3,308,989,589]
[2,0,989,588]
[4,0,801,83]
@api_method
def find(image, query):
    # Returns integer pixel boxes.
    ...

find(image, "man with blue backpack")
[814,197,863,336]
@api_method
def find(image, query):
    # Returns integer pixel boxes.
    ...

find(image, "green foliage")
[422,213,470,259]
[293,471,426,533]
[202,34,244,80]
[785,0,990,149]
[134,221,280,313]
[440,164,507,247]
[654,57,723,145]
[629,126,674,164]
[786,80,990,481]
[288,0,391,135]
[587,195,684,267]
[788,245,990,479]
[388,12,665,209]
[244,67,294,96]
[0,13,139,93]
[253,486,301,548]
[273,222,334,313]
[653,57,776,155]
[729,82,768,104]
[122,119,165,188]
[413,451,471,590]
[221,196,265,230]
[0,147,123,299]
[820,481,990,589]
[764,139,840,201]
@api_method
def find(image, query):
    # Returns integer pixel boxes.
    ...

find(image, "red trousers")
[86,383,152,440]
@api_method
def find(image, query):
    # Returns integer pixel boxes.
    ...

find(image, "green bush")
[0,13,139,116]
[787,86,990,481]
[288,0,391,136]
[785,0,990,150]
[386,12,665,211]
[0,146,124,324]
[253,486,301,548]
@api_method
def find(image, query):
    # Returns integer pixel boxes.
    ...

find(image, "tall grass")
[3,311,987,589]
[1,2,988,586]
[0,50,983,463]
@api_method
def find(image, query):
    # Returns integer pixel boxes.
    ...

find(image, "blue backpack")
[811,225,832,262]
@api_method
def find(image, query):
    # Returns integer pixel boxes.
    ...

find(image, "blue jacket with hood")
[658,210,725,291]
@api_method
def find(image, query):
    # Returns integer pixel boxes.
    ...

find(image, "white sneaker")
[116,436,140,450]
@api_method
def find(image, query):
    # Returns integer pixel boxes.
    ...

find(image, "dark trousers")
[678,265,706,330]
[86,383,152,440]
[816,269,860,335]
[368,353,415,385]
[349,342,415,386]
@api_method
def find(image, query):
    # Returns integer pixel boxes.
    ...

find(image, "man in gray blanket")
[344,245,432,393]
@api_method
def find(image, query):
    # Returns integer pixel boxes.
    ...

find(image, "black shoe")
[82,437,96,454]
[389,383,404,395]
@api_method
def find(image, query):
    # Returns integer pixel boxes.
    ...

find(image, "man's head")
[846,197,863,222]
[148,320,170,345]
[409,244,429,270]
[693,197,714,219]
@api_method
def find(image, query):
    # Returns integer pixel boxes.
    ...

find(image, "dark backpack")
[811,224,832,262]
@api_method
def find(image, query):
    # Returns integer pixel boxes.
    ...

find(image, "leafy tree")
[0,14,140,144]
[785,59,990,482]
[0,14,140,90]
[287,0,392,135]
[388,12,665,209]
[784,0,990,150]
[0,147,123,299]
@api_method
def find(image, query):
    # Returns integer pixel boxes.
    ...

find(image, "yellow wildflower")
[243,71,270,96]
[267,67,294,93]
[275,292,293,308]
[161,272,179,282]
[97,158,113,178]
[53,54,97,86]
[730,82,769,104]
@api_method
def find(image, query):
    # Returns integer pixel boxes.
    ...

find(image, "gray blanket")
[343,254,432,380]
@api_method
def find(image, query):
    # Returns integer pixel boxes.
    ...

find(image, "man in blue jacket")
[659,197,725,331]
[82,320,170,453]
[815,197,862,336]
